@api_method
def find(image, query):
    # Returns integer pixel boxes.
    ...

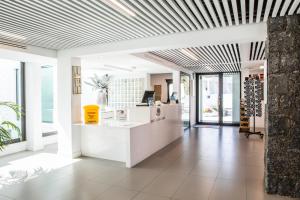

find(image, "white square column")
[25,62,43,151]
[56,55,81,158]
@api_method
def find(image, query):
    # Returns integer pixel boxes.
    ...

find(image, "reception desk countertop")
[74,119,147,129]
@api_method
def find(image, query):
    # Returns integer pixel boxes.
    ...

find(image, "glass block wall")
[108,78,145,109]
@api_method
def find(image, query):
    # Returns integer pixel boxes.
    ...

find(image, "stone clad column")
[265,14,300,197]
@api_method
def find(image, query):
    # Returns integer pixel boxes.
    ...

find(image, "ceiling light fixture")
[180,49,198,61]
[0,31,26,40]
[259,65,264,69]
[103,0,136,17]
[206,66,213,71]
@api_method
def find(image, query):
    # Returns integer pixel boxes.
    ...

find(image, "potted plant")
[0,101,22,150]
[84,74,112,110]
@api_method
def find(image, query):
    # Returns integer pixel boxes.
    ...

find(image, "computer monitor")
[141,90,155,103]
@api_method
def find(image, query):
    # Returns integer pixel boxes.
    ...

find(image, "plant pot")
[97,92,107,110]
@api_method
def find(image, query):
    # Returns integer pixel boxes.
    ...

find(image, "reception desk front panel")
[75,104,183,167]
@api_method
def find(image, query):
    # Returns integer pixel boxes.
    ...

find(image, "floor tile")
[142,173,186,197]
[217,163,246,180]
[97,186,138,200]
[190,160,220,178]
[135,157,172,171]
[54,179,110,200]
[209,178,246,200]
[162,157,195,176]
[245,165,265,181]
[0,195,13,200]
[172,175,215,200]
[0,128,298,200]
[114,168,160,191]
[133,193,170,200]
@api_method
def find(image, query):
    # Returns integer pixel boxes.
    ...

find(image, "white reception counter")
[73,104,182,167]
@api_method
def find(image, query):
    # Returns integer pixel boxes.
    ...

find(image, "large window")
[41,65,56,136]
[0,59,25,143]
[41,66,54,123]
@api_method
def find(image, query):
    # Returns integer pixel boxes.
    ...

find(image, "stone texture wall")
[265,14,300,198]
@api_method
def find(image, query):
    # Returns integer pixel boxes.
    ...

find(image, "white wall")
[150,73,172,103]
[25,62,43,151]
[56,55,81,158]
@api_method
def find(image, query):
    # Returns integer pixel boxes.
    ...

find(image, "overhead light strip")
[0,30,26,40]
[103,0,136,17]
[180,49,198,61]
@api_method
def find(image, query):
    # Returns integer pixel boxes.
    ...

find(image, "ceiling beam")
[133,52,194,75]
[59,22,267,57]
[0,44,57,64]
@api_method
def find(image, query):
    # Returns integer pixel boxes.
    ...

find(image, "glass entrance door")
[197,73,240,125]
[222,73,240,124]
[198,74,220,123]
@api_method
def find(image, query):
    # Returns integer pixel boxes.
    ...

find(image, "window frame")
[3,62,26,144]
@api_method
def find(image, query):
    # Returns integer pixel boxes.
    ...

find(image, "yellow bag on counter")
[83,105,99,124]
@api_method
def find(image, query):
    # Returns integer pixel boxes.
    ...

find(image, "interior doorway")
[196,73,240,125]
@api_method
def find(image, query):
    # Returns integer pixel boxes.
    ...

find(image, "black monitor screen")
[141,91,155,103]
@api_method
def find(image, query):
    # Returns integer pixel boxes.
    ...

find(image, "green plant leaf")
[1,121,21,136]
[0,101,23,119]
[0,126,12,151]
[0,101,22,151]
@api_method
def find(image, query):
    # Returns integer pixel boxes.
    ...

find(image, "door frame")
[196,72,241,126]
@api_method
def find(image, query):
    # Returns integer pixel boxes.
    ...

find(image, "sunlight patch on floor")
[0,153,80,188]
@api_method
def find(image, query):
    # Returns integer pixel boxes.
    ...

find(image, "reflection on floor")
[0,127,298,200]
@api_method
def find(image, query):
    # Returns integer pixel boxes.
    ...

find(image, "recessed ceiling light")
[180,49,198,61]
[103,0,136,17]
[259,65,264,69]
[0,31,26,40]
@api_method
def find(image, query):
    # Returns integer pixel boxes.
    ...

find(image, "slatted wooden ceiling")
[0,0,299,50]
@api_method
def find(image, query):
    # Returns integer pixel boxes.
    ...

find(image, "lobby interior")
[0,1,299,200]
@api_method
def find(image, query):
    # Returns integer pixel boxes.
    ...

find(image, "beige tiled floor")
[0,126,299,200]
